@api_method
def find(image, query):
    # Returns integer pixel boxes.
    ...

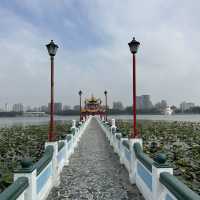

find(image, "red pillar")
[80,95,82,121]
[48,56,55,141]
[106,95,108,121]
[132,54,138,138]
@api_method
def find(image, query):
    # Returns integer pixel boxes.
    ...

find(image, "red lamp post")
[79,90,82,121]
[104,90,108,121]
[128,37,140,138]
[46,40,59,142]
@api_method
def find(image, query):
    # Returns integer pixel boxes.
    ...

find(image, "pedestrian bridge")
[0,117,199,200]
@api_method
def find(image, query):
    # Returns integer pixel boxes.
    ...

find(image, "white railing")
[98,118,200,200]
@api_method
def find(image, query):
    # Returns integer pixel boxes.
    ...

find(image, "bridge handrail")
[66,134,72,141]
[122,140,129,150]
[70,128,76,135]
[116,134,121,140]
[134,143,153,172]
[34,145,54,175]
[58,141,65,152]
[0,177,29,200]
[160,172,200,200]
[99,118,200,200]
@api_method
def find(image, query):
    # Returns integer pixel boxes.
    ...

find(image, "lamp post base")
[48,132,56,142]
[129,128,140,139]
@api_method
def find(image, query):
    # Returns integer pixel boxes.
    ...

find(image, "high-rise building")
[142,95,153,109]
[55,103,62,113]
[48,102,62,113]
[73,105,80,111]
[32,107,39,112]
[136,96,141,109]
[180,101,195,112]
[4,103,11,112]
[160,100,167,109]
[63,105,71,111]
[112,101,124,110]
[136,95,153,110]
[155,100,167,111]
[25,106,32,112]
[40,105,48,112]
[13,103,24,112]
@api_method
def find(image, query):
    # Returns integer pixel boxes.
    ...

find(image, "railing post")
[70,120,77,152]
[64,139,69,166]
[129,139,143,184]
[71,120,76,129]
[111,119,117,132]
[115,133,122,154]
[106,122,111,142]
[152,155,173,200]
[119,138,128,164]
[14,162,37,200]
[113,132,118,153]
[45,142,59,187]
[110,119,116,146]
[77,121,82,143]
[65,135,73,165]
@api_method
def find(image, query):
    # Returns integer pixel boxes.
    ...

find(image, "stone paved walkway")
[47,117,144,200]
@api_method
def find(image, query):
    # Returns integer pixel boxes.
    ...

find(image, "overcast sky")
[0,0,200,108]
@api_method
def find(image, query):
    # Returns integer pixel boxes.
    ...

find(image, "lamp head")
[128,37,140,54]
[46,40,59,56]
[79,90,82,96]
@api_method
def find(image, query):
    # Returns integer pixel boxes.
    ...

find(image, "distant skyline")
[0,1,200,107]
[0,97,197,111]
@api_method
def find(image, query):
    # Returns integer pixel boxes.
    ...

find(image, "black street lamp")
[128,37,140,138]
[79,90,82,121]
[104,90,108,121]
[46,40,59,142]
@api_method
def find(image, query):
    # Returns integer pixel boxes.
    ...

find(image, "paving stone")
[47,118,144,200]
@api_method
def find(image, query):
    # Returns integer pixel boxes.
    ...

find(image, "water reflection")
[0,114,200,128]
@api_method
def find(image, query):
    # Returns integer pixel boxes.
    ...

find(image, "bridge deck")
[47,118,144,200]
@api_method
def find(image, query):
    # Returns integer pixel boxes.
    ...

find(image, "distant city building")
[40,105,48,112]
[155,100,167,111]
[5,103,8,112]
[55,103,62,113]
[112,101,124,110]
[25,106,32,112]
[4,103,11,112]
[136,95,153,110]
[160,100,167,110]
[180,101,195,112]
[136,96,141,109]
[32,107,39,112]
[73,105,80,111]
[48,102,62,113]
[13,103,24,112]
[63,105,71,111]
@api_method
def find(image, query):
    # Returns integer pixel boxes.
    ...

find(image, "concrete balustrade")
[0,177,29,200]
[98,118,200,200]
[0,117,92,200]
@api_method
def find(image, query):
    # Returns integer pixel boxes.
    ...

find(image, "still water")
[0,116,79,128]
[111,114,200,122]
[0,114,200,128]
